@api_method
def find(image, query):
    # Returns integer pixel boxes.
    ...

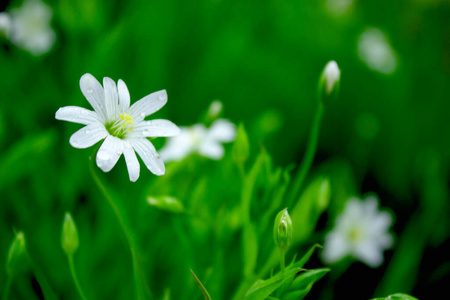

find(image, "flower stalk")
[89,151,150,300]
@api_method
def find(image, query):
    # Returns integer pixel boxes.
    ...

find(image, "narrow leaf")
[190,269,212,300]
[245,268,300,300]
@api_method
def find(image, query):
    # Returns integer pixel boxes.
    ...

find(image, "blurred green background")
[1,0,450,299]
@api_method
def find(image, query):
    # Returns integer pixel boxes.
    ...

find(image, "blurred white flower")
[0,12,12,37]
[326,0,355,16]
[56,74,179,181]
[160,119,236,162]
[358,28,397,74]
[6,0,56,55]
[323,60,341,95]
[322,195,393,267]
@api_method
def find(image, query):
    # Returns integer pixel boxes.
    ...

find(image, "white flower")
[323,60,341,94]
[7,0,56,56]
[358,28,397,74]
[56,74,179,182]
[0,13,12,38]
[159,119,236,162]
[322,195,393,267]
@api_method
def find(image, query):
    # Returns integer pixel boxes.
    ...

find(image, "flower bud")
[273,208,293,251]
[317,178,331,211]
[6,231,30,277]
[232,123,250,165]
[318,61,340,104]
[61,212,79,255]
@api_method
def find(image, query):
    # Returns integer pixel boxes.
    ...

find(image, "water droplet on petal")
[85,129,90,134]
[87,88,94,94]
[97,150,110,161]
[117,151,122,155]
[159,93,166,100]
[140,112,146,118]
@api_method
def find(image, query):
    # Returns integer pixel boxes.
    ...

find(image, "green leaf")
[371,294,419,300]
[147,196,184,213]
[289,244,322,270]
[245,268,300,300]
[283,268,330,299]
[243,223,258,278]
[190,269,212,300]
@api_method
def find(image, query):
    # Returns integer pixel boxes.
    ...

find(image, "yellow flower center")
[106,113,135,139]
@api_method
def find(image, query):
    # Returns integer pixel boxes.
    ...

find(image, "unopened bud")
[6,231,30,276]
[319,61,341,104]
[207,100,223,119]
[232,123,250,165]
[317,178,331,211]
[61,212,79,255]
[273,208,293,251]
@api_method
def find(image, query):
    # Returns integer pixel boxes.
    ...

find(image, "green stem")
[287,103,324,208]
[68,255,87,300]
[89,154,149,300]
[2,276,13,300]
[279,249,285,273]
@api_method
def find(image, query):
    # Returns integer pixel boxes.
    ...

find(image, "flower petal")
[79,74,106,121]
[208,119,236,142]
[159,128,194,162]
[352,241,384,267]
[103,77,119,122]
[123,141,140,182]
[55,106,101,125]
[118,79,130,111]
[96,135,123,172]
[129,138,165,176]
[69,123,107,149]
[129,119,180,138]
[128,90,167,122]
[322,232,350,264]
[198,140,224,160]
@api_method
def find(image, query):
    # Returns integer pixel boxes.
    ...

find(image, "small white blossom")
[159,119,236,162]
[358,28,397,74]
[322,195,393,267]
[56,74,179,182]
[323,60,341,94]
[6,0,56,55]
